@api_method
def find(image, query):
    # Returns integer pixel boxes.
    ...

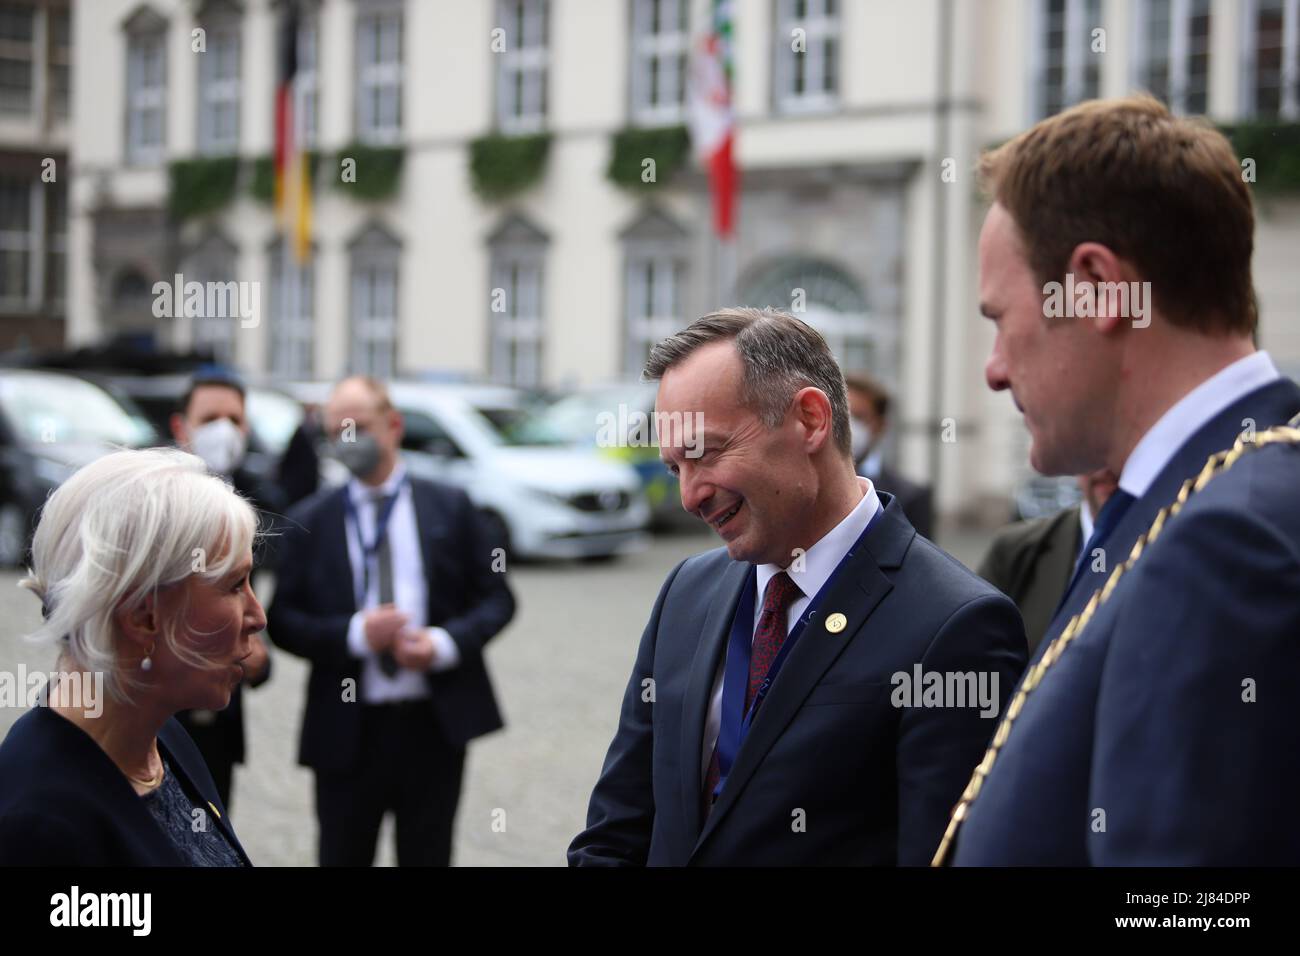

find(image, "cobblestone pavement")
[0,527,992,866]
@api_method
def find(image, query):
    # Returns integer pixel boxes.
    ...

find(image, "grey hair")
[18,447,259,705]
[642,306,852,456]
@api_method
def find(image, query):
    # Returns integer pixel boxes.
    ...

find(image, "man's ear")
[169,412,188,445]
[1068,242,1130,335]
[792,386,834,453]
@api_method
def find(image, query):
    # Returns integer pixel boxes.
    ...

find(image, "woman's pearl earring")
[141,641,156,672]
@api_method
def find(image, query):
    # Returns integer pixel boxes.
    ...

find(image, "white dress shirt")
[701,476,882,779]
[342,460,461,704]
[1077,499,1094,563]
[1119,351,1281,499]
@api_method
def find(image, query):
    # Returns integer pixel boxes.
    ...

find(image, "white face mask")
[850,417,874,461]
[190,418,247,476]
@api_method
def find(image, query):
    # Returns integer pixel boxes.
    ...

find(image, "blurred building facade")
[0,0,69,351]
[66,0,1300,521]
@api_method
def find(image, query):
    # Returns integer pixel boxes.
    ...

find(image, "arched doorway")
[740,257,897,388]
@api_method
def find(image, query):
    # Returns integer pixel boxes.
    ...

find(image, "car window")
[400,407,463,457]
[479,403,570,446]
[246,388,304,456]
[0,374,156,448]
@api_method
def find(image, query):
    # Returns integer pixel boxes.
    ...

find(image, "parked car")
[288,381,650,561]
[530,382,690,529]
[0,369,156,566]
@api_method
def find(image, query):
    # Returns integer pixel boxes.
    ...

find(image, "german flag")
[274,0,311,262]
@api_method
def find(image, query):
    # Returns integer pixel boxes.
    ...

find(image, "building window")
[49,5,70,121]
[1035,0,1103,118]
[197,8,240,155]
[1135,0,1211,114]
[489,255,544,387]
[496,0,548,134]
[0,177,65,312]
[773,0,839,114]
[620,209,690,375]
[630,0,689,126]
[46,181,65,306]
[624,251,685,375]
[356,3,402,144]
[0,178,33,307]
[349,227,400,378]
[0,3,34,116]
[182,233,238,366]
[1247,0,1300,119]
[269,241,314,379]
[487,215,547,387]
[296,12,319,149]
[126,22,167,164]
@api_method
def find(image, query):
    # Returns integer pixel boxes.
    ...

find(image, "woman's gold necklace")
[126,753,164,791]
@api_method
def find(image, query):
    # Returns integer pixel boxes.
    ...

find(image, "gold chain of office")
[931,412,1300,867]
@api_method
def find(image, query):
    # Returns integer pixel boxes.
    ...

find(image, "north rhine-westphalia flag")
[689,0,737,238]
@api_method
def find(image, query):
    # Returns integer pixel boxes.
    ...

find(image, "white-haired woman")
[0,448,264,865]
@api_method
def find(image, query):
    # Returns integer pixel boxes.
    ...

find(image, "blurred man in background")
[168,367,279,812]
[269,376,515,866]
[844,374,933,539]
[978,469,1117,654]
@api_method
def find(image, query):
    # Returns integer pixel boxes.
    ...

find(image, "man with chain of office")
[938,94,1300,865]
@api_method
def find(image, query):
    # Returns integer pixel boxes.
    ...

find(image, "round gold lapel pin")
[825,612,848,634]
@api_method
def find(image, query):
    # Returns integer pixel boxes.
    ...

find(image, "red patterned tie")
[703,571,803,810]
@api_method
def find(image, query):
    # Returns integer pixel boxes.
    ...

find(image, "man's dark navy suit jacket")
[955,378,1300,865]
[267,476,515,773]
[569,493,1028,866]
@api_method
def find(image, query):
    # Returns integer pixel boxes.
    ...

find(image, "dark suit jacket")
[864,463,934,540]
[0,706,251,865]
[569,493,1027,866]
[978,506,1081,656]
[955,377,1300,865]
[267,475,515,773]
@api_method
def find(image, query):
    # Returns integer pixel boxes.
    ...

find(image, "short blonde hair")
[19,448,258,704]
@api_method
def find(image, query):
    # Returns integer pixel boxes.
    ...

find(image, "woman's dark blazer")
[0,705,252,866]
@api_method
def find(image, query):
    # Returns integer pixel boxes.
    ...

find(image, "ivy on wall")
[607,125,691,191]
[1220,122,1300,194]
[469,133,552,201]
[330,143,406,200]
[167,157,241,220]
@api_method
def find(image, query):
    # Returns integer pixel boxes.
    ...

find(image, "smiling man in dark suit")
[269,376,514,867]
[941,95,1300,866]
[569,308,1026,866]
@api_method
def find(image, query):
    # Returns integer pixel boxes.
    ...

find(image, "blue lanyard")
[342,476,407,604]
[712,510,879,795]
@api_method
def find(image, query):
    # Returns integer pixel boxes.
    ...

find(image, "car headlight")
[526,487,572,507]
